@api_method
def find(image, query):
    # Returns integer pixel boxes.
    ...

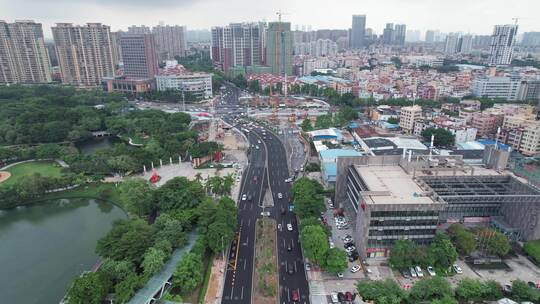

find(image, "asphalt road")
[221,83,310,304]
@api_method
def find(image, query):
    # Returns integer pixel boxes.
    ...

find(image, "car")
[337,272,344,278]
[305,263,311,271]
[291,289,299,302]
[330,292,339,303]
[409,267,417,278]
[415,266,424,277]
[253,176,257,182]
[329,241,335,249]
[285,178,292,183]
[287,244,292,251]
[453,264,463,274]
[277,223,282,231]
[241,194,247,201]
[257,140,261,144]
[277,192,283,199]
[346,246,356,253]
[400,269,411,278]
[247,194,252,201]
[342,235,353,241]
[527,281,536,288]
[345,292,353,302]
[287,223,293,231]
[350,265,361,273]
[288,265,294,275]
[502,284,512,294]
[255,145,259,149]
[348,256,357,262]
[427,266,436,276]
[366,268,373,274]
[280,207,286,214]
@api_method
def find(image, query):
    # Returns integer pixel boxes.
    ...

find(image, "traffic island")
[254,217,278,304]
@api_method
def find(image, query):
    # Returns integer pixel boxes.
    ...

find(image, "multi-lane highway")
[219,83,310,304]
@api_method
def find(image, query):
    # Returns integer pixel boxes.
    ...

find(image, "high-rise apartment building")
[444,34,460,54]
[382,23,394,45]
[211,22,266,72]
[460,35,473,54]
[0,20,51,84]
[399,105,422,134]
[119,33,158,78]
[425,30,436,43]
[489,24,518,65]
[350,15,366,49]
[128,25,151,34]
[266,21,293,75]
[394,24,406,45]
[52,23,115,86]
[152,25,187,60]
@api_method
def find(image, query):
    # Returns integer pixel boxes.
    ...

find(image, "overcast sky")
[1,0,539,39]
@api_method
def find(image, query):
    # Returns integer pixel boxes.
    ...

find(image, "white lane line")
[243,259,247,270]
[241,286,244,299]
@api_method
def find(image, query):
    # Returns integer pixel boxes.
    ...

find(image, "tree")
[118,178,156,217]
[291,177,325,219]
[389,239,417,269]
[154,213,186,247]
[114,273,142,304]
[456,278,502,302]
[207,221,235,253]
[448,224,477,255]
[66,272,110,304]
[431,295,458,304]
[386,117,399,124]
[356,279,407,304]
[157,177,206,211]
[410,277,454,301]
[248,80,261,92]
[511,280,540,302]
[315,114,334,129]
[99,259,135,283]
[142,247,167,276]
[324,248,348,274]
[300,118,313,132]
[429,232,458,269]
[173,252,204,294]
[96,219,155,264]
[300,225,329,265]
[421,128,455,148]
[478,229,511,257]
[337,106,358,125]
[107,155,138,175]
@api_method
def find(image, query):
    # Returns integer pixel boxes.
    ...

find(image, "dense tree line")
[389,233,458,271]
[66,177,238,303]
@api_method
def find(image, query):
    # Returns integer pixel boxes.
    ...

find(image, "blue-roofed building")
[319,149,363,185]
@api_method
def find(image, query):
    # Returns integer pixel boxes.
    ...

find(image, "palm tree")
[222,174,234,195]
[194,172,203,183]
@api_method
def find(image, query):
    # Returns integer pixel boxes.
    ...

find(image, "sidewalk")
[204,256,226,304]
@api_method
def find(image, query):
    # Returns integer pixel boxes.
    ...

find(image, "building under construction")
[335,147,540,258]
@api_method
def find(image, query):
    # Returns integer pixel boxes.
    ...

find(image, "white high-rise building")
[460,35,473,54]
[0,20,51,84]
[444,34,460,54]
[152,25,187,60]
[489,24,518,65]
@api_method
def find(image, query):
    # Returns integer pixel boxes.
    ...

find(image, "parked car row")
[330,291,356,303]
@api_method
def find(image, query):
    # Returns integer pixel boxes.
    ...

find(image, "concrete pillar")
[160,159,163,167]
[151,162,154,170]
[169,157,172,165]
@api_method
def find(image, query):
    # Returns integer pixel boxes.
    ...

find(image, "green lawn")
[2,161,64,187]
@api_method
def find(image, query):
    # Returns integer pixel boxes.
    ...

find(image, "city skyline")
[2,0,539,39]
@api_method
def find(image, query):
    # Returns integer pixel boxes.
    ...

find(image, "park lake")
[0,198,126,304]
[75,136,121,155]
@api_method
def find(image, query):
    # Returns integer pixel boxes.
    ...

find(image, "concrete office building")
[350,15,366,49]
[472,75,522,101]
[155,62,212,99]
[52,23,115,87]
[119,33,158,78]
[152,25,187,60]
[489,24,518,65]
[266,21,293,75]
[335,152,540,258]
[0,20,51,84]
[211,22,266,73]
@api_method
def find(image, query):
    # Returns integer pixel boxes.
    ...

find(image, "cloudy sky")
[1,0,539,38]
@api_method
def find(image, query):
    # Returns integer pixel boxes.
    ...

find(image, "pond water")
[0,198,126,304]
[75,137,121,155]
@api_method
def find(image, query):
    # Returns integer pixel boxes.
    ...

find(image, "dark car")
[528,281,537,289]
[337,292,345,301]
[247,194,252,201]
[288,264,294,275]
[400,269,411,279]
[281,207,286,215]
[291,289,299,302]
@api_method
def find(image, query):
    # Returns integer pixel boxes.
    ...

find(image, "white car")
[346,246,356,253]
[415,266,424,277]
[278,192,283,199]
[427,266,436,276]
[329,241,335,249]
[278,224,282,231]
[453,264,463,274]
[287,223,293,231]
[331,292,339,303]
[241,194,247,201]
[337,272,343,278]
[350,265,361,273]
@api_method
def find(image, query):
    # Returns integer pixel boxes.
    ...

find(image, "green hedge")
[524,240,540,264]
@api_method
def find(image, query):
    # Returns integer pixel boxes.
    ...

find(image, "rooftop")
[353,165,436,205]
